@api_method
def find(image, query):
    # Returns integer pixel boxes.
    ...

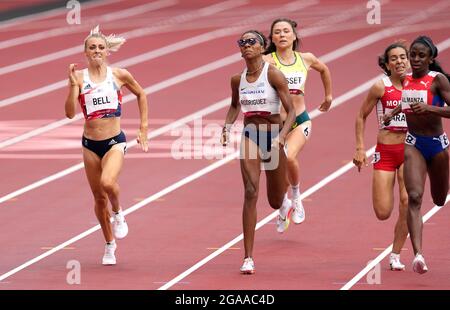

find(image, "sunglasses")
[237,38,259,47]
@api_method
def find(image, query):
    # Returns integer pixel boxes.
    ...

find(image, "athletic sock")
[292,184,300,200]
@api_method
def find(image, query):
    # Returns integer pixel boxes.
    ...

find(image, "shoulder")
[267,63,287,87]
[370,79,385,97]
[262,53,276,65]
[267,63,284,77]
[299,52,316,65]
[434,72,450,85]
[112,67,132,80]
[231,73,241,87]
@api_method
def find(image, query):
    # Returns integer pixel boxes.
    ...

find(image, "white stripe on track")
[0,0,178,50]
[0,151,237,282]
[0,0,250,77]
[3,22,446,151]
[340,195,450,290]
[0,0,444,108]
[0,0,124,30]
[157,147,374,290]
[0,98,230,205]
[2,36,450,202]
[0,72,376,282]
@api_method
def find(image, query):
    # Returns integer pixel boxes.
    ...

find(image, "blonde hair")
[84,25,126,52]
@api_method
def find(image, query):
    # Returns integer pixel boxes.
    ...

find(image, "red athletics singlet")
[376,77,407,132]
[401,71,445,114]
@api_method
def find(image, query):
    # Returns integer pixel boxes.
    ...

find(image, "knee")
[286,153,297,164]
[400,194,408,209]
[244,184,258,202]
[92,193,108,208]
[408,190,423,208]
[374,209,391,221]
[100,177,116,193]
[433,196,447,207]
[268,197,283,210]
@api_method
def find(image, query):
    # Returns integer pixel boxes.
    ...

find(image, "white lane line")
[0,0,124,30]
[2,35,450,200]
[0,66,379,281]
[0,53,241,150]
[1,21,432,150]
[0,0,444,108]
[0,0,250,77]
[0,98,230,205]
[0,151,237,282]
[156,101,381,291]
[319,0,450,63]
[157,150,373,290]
[0,0,178,50]
[340,195,450,290]
[0,66,380,205]
[0,0,321,148]
[3,28,449,201]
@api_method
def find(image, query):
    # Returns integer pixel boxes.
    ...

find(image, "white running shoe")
[412,253,428,274]
[276,199,292,233]
[291,197,305,224]
[102,242,117,265]
[240,257,255,274]
[389,253,405,271]
[113,211,128,239]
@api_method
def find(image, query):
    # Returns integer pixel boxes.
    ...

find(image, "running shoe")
[389,253,405,271]
[276,199,292,233]
[240,257,255,274]
[291,197,305,224]
[113,211,128,239]
[102,242,117,265]
[412,253,428,274]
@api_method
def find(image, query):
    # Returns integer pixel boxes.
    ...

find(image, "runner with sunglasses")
[221,30,295,274]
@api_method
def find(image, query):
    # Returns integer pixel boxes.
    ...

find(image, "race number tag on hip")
[85,90,119,115]
[439,133,450,149]
[401,89,427,113]
[405,132,417,146]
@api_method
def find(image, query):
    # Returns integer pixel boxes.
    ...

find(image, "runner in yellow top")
[263,18,332,231]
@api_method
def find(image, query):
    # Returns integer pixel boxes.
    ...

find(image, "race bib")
[85,90,119,115]
[401,89,427,113]
[384,108,407,129]
[284,71,305,94]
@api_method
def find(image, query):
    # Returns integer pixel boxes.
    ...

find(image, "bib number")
[85,90,119,115]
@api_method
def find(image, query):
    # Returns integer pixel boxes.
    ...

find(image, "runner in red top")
[354,42,409,271]
[400,36,450,274]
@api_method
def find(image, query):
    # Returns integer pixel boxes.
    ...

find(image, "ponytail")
[84,25,126,52]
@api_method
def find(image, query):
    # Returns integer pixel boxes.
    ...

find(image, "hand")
[382,113,392,126]
[272,133,286,149]
[68,63,78,86]
[318,95,332,112]
[137,128,148,152]
[410,102,429,114]
[352,149,367,172]
[220,127,229,146]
